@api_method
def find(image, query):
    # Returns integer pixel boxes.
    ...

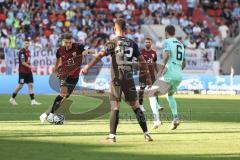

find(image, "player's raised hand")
[31,66,37,72]
[146,77,152,87]
[80,65,89,75]
[55,66,62,78]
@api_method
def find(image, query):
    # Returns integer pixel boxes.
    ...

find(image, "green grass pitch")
[0,94,240,160]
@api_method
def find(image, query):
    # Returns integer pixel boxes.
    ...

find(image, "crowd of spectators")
[201,0,240,41]
[0,0,239,52]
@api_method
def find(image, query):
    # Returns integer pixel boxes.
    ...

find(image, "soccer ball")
[47,114,65,125]
[54,114,65,125]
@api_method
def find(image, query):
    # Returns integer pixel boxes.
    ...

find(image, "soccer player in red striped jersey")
[40,33,86,124]
[9,39,41,106]
[139,38,164,129]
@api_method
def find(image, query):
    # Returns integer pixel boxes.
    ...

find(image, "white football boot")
[158,106,164,111]
[170,117,180,130]
[9,98,18,106]
[152,120,162,129]
[40,112,48,124]
[31,100,41,106]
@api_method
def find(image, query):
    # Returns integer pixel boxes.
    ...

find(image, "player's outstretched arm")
[154,62,159,73]
[138,55,152,86]
[82,49,96,55]
[20,53,36,71]
[21,61,31,69]
[54,49,62,73]
[21,61,37,72]
[81,51,106,74]
[159,52,170,76]
[54,58,61,72]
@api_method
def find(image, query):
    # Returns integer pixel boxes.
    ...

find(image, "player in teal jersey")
[158,25,186,130]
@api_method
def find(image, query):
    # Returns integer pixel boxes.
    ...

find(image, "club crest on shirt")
[72,52,77,57]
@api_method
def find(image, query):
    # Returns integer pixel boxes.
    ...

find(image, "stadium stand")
[0,0,239,74]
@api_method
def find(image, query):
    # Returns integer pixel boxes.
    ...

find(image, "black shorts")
[60,77,79,96]
[110,76,138,102]
[139,75,156,89]
[19,72,33,84]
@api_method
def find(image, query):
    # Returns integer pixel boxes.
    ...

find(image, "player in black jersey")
[81,19,153,143]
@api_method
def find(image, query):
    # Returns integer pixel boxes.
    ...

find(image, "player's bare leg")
[27,83,41,106]
[128,100,153,142]
[167,92,180,130]
[103,100,120,143]
[9,83,24,105]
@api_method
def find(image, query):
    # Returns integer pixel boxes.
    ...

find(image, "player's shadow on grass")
[56,95,111,121]
[0,139,239,160]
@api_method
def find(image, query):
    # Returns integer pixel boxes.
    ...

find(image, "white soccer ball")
[47,114,65,125]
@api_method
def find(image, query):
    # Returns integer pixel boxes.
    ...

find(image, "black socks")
[50,95,64,114]
[29,93,34,100]
[134,107,148,133]
[12,93,17,99]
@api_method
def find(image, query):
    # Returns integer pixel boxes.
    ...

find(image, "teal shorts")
[161,77,181,94]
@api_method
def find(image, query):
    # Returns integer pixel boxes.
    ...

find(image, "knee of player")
[168,92,174,96]
[28,84,33,89]
[110,101,120,110]
[60,93,67,97]
[60,90,68,96]
[111,106,119,111]
[129,101,138,109]
[18,84,24,89]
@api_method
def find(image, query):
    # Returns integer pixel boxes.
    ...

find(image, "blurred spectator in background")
[192,23,201,36]
[0,0,238,55]
[77,27,87,43]
[198,39,207,49]
[155,37,163,50]
[207,36,220,48]
[232,2,240,20]
[0,29,9,48]
[134,0,145,8]
[49,32,59,47]
[201,0,211,11]
[161,15,171,25]
[186,38,197,49]
[8,33,16,49]
[169,13,179,25]
[134,28,145,44]
[218,21,229,41]
[187,0,197,17]
[172,0,183,14]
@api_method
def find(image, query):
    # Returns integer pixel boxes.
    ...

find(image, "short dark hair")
[165,25,175,36]
[63,33,72,40]
[115,18,126,31]
[145,37,152,41]
[24,37,30,42]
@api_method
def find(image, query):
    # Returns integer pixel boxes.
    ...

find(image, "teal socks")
[167,96,178,117]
